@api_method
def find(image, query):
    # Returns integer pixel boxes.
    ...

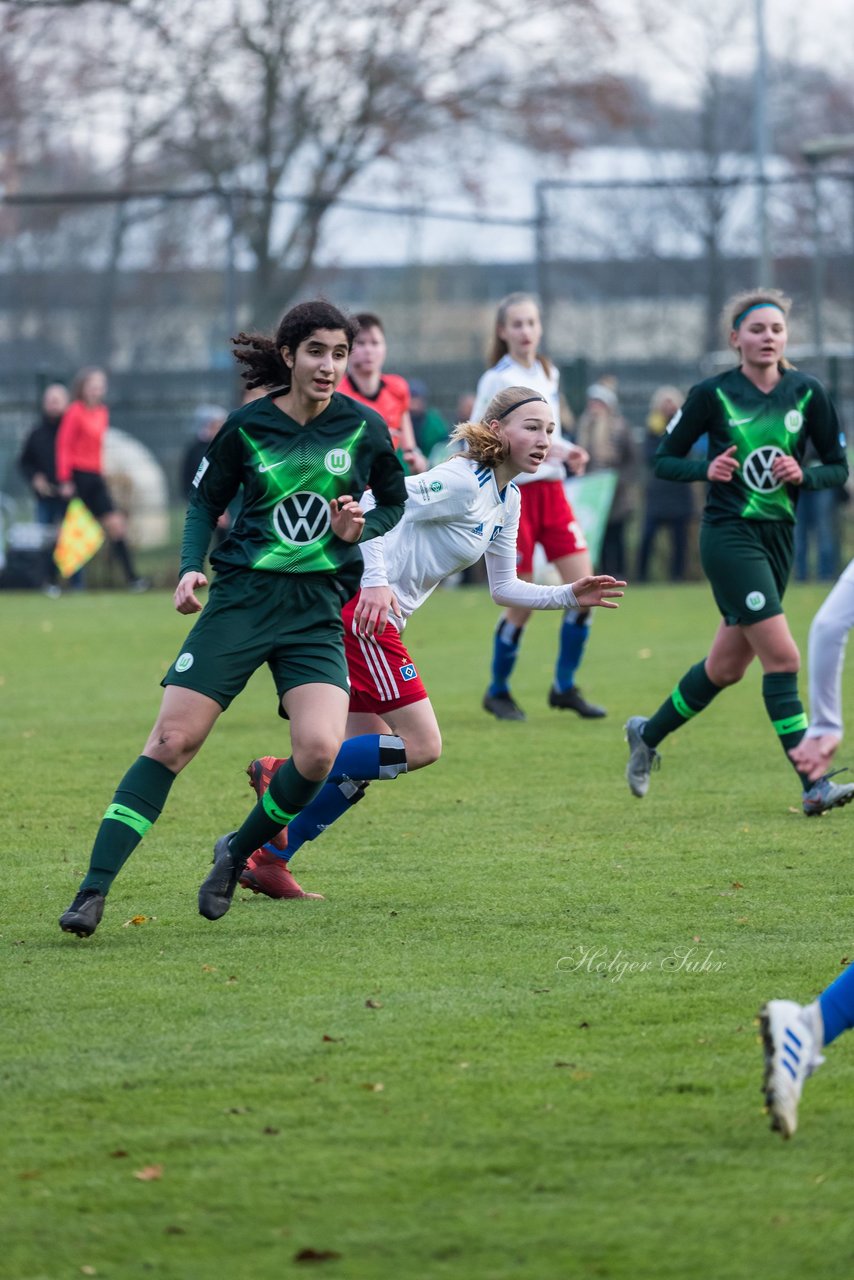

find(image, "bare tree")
[139,0,633,323]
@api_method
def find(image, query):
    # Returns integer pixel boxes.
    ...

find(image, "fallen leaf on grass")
[134,1165,164,1181]
[225,1106,250,1115]
[293,1248,342,1264]
[81,1268,97,1276]
[322,1034,342,1043]
[841,956,850,967]
[731,881,744,890]
[262,1127,280,1135]
[364,998,382,1009]
[122,915,152,927]
[164,1226,186,1235]
[360,1082,384,1092]
[18,1170,41,1180]
[554,1062,577,1069]
[201,964,217,973]
[109,1150,129,1159]
[226,976,238,985]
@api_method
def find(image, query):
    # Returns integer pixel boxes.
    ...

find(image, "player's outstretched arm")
[569,574,627,609]
[789,732,842,782]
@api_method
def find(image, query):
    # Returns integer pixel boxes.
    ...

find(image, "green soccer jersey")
[654,367,848,523]
[180,391,407,580]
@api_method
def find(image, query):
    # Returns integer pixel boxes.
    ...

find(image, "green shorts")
[699,518,794,626]
[162,567,350,715]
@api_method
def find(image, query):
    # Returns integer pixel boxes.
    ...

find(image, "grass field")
[3,581,854,1280]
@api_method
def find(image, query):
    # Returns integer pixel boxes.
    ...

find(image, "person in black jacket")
[17,383,79,594]
[636,385,694,582]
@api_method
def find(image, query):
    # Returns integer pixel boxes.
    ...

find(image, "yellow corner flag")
[53,498,105,578]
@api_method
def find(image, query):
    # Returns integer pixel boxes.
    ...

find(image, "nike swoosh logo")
[729,417,755,426]
[259,461,288,473]
[110,808,138,820]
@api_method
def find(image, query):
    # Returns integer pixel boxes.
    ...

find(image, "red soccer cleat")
[246,755,288,851]
[239,847,324,900]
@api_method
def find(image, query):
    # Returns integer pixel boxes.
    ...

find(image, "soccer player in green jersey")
[59,300,407,938]
[624,287,853,816]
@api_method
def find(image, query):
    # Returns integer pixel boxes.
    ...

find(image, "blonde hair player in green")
[624,287,852,816]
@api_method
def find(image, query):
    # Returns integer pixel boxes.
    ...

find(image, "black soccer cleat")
[198,832,245,921]
[548,685,606,718]
[59,889,106,938]
[482,691,526,721]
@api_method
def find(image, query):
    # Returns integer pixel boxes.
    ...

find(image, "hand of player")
[707,445,739,482]
[771,455,804,485]
[330,495,366,543]
[564,443,589,476]
[174,570,208,614]
[789,732,841,782]
[570,574,626,609]
[354,585,397,637]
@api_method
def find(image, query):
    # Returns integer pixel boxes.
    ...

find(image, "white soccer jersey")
[471,355,566,484]
[359,456,578,627]
[360,456,519,622]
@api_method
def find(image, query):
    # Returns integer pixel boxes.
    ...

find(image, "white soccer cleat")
[759,999,824,1139]
[624,715,660,798]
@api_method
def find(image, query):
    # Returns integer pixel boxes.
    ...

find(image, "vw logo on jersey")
[746,590,766,612]
[784,409,803,433]
[742,445,784,493]
[273,491,330,544]
[324,448,351,475]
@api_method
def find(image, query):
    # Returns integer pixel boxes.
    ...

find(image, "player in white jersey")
[239,386,626,899]
[759,558,854,1137]
[472,293,605,724]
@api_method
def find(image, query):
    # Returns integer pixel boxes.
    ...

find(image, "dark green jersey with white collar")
[654,367,848,524]
[180,391,406,580]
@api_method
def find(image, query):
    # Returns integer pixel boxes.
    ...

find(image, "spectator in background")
[794,440,842,582]
[181,404,228,499]
[339,313,428,474]
[55,366,149,591]
[181,404,231,551]
[18,382,78,595]
[408,377,450,465]
[637,385,694,583]
[573,380,638,579]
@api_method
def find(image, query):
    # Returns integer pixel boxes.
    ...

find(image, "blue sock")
[266,779,369,863]
[327,734,407,783]
[554,609,591,692]
[818,961,854,1046]
[488,619,523,697]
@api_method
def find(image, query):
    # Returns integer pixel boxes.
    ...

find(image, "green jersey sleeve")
[799,380,848,491]
[653,384,713,483]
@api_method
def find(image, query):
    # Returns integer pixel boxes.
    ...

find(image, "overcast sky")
[603,0,852,105]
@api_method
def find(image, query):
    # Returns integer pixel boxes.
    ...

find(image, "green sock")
[643,660,722,749]
[229,759,325,862]
[80,756,176,895]
[762,671,812,789]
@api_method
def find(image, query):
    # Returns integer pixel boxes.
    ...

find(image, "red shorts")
[342,593,429,714]
[515,479,587,574]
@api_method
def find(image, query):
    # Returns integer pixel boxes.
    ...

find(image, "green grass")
[2,582,854,1280]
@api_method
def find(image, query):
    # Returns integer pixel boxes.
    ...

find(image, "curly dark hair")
[232,300,359,392]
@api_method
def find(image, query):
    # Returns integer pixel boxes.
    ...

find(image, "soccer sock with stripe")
[642,660,722,749]
[80,756,176,895]
[229,758,325,863]
[266,779,370,863]
[488,619,523,697]
[554,608,591,692]
[816,961,854,1046]
[327,734,407,783]
[261,735,406,860]
[762,671,812,789]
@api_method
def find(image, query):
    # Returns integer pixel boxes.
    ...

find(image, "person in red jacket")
[55,366,149,590]
[338,313,427,474]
